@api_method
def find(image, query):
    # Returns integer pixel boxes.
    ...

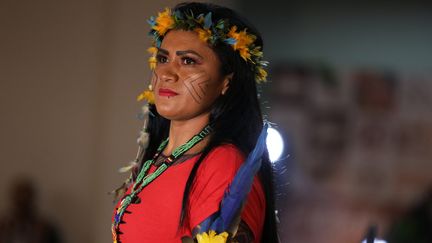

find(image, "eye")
[156,54,168,63]
[182,57,196,65]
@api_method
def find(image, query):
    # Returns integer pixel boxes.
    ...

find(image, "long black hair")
[141,2,278,242]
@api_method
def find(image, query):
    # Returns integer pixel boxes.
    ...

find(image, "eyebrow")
[157,48,169,55]
[157,48,203,59]
[176,50,203,59]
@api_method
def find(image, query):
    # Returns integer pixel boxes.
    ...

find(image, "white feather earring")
[119,103,151,173]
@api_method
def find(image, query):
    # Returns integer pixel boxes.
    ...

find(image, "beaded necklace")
[112,125,212,243]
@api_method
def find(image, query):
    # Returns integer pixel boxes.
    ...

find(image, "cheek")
[182,71,212,104]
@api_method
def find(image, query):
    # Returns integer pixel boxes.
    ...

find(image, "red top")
[114,144,265,242]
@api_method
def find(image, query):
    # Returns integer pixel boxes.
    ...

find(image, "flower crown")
[138,8,268,103]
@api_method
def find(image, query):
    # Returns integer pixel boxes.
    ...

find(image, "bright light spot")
[361,239,387,243]
[266,127,284,162]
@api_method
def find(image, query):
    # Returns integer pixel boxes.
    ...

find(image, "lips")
[158,88,179,97]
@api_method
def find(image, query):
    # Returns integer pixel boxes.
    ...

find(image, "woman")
[112,2,278,242]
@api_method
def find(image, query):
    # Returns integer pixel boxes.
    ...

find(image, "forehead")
[161,30,217,57]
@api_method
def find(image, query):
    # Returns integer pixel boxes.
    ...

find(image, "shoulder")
[189,144,245,202]
[207,143,244,159]
[197,144,245,177]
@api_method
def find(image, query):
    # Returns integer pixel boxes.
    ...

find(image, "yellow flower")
[137,89,155,104]
[148,56,157,70]
[153,8,175,36]
[227,26,240,49]
[147,46,158,55]
[196,230,228,243]
[239,48,251,62]
[227,26,256,61]
[194,28,212,43]
[256,66,268,83]
[147,46,158,70]
[236,29,255,50]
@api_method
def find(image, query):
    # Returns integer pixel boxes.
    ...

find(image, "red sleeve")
[187,144,266,240]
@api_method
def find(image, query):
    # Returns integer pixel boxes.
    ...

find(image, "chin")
[155,107,174,120]
[154,103,177,119]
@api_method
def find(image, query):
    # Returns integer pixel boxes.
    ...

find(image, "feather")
[137,131,149,148]
[194,213,216,235]
[203,12,212,29]
[118,160,139,173]
[223,38,237,45]
[198,123,268,234]
[174,10,183,20]
[147,16,156,27]
[216,20,224,30]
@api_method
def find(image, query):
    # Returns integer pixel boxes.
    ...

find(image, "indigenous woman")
[112,2,278,242]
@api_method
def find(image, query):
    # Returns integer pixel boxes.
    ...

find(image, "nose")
[158,62,179,83]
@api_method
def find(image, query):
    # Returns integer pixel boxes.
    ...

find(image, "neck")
[164,113,210,155]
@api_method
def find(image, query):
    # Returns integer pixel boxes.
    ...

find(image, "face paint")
[183,72,211,104]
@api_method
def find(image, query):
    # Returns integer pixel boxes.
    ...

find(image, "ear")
[221,73,233,95]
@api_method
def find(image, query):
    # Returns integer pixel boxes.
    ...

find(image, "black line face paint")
[183,72,210,104]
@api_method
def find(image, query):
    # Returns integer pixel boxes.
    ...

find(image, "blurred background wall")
[238,1,432,242]
[0,0,430,243]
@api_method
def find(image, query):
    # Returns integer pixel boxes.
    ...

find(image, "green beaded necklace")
[112,125,212,242]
